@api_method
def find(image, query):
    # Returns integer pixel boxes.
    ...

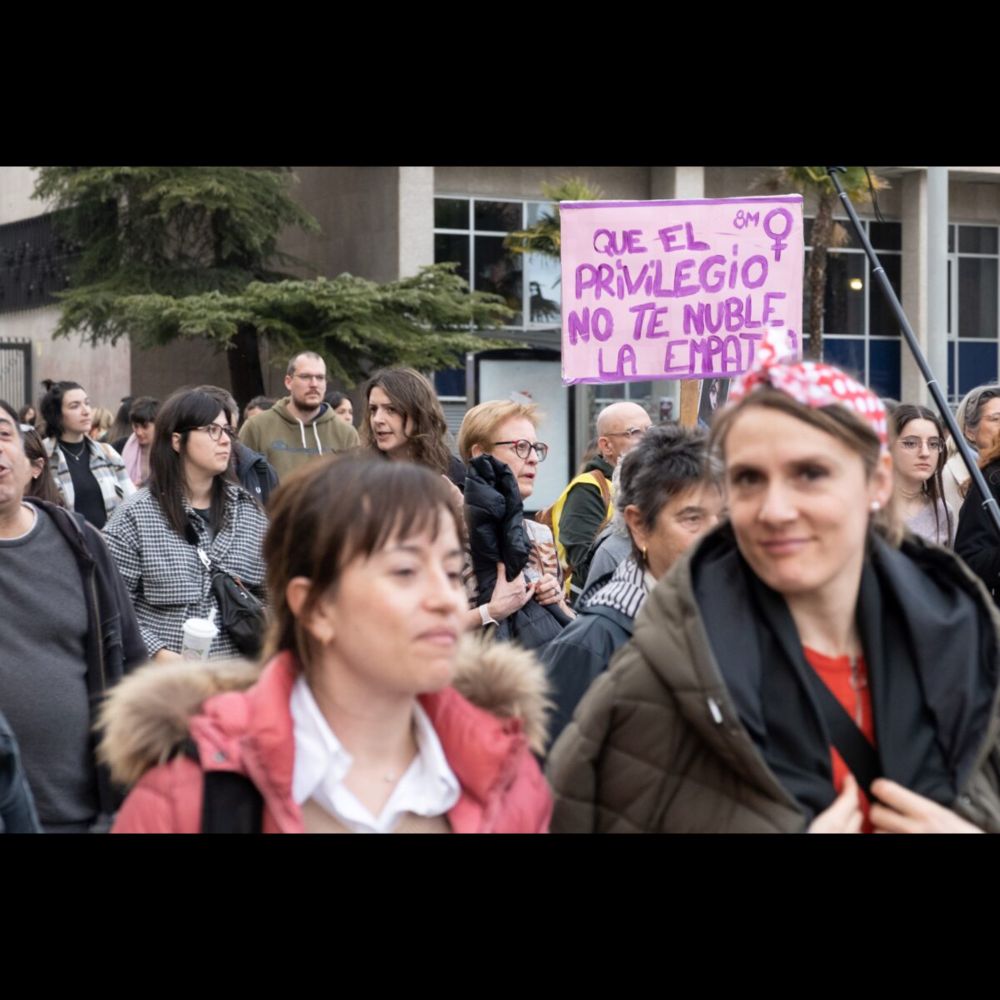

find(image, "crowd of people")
[5,339,1000,835]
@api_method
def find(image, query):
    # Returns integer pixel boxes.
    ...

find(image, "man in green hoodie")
[239,352,359,479]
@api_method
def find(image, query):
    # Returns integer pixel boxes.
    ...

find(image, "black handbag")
[186,516,266,657]
[210,569,266,657]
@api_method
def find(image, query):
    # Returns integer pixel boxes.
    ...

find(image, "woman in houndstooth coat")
[104,389,267,662]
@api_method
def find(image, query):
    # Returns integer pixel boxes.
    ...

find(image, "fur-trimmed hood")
[99,635,552,789]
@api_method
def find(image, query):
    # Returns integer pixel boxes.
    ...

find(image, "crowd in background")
[5,342,1000,834]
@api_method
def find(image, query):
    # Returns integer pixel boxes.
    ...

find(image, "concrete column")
[900,168,949,404]
[397,167,434,278]
[648,167,705,200]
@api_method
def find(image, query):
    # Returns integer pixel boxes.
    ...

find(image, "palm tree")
[504,177,604,260]
[757,167,889,359]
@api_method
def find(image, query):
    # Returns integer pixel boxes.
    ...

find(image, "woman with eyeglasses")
[890,404,954,547]
[103,389,268,662]
[457,399,574,644]
[943,385,1000,512]
[955,398,1000,607]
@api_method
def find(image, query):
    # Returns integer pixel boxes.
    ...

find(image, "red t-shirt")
[802,646,876,833]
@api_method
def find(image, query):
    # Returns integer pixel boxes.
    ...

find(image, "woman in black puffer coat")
[464,453,571,653]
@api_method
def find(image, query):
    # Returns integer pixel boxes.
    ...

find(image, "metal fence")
[0,339,32,410]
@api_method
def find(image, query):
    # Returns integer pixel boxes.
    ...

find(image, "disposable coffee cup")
[181,617,218,661]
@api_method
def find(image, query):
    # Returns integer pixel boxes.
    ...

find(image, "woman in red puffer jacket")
[99,457,552,834]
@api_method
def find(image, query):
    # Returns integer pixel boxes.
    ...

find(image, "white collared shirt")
[289,677,460,834]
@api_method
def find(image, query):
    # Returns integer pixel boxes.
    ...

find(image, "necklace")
[61,439,88,463]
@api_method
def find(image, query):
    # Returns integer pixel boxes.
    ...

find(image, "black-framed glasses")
[492,439,549,462]
[184,423,235,442]
[605,426,648,441]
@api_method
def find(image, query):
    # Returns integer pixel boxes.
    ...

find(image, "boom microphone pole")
[826,166,1000,540]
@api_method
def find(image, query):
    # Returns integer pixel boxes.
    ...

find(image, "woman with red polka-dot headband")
[548,331,1000,834]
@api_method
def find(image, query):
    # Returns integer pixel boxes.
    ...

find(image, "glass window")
[433,369,466,398]
[525,252,561,324]
[475,235,522,325]
[526,202,554,227]
[823,338,866,381]
[819,252,866,337]
[869,340,901,400]
[958,257,998,339]
[434,199,468,230]
[869,222,901,251]
[804,218,859,249]
[474,201,521,233]
[958,342,999,395]
[434,233,469,284]
[947,258,952,336]
[434,197,562,332]
[959,225,999,255]
[869,253,902,337]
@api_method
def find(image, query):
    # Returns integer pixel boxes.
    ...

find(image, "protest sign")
[559,195,804,385]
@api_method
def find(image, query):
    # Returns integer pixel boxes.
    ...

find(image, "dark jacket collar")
[685,523,1000,818]
[584,454,614,479]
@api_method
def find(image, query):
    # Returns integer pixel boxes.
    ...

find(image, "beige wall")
[434,166,651,200]
[281,167,424,281]
[949,181,1000,222]
[0,167,52,223]
[0,168,131,408]
[0,306,131,411]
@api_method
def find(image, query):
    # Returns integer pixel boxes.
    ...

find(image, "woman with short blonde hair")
[457,400,540,463]
[458,398,573,648]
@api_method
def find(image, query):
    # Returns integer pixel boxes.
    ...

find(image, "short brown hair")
[286,351,326,377]
[263,456,465,672]
[457,400,540,463]
[710,387,902,545]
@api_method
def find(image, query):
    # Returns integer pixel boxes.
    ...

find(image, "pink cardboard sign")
[559,195,804,384]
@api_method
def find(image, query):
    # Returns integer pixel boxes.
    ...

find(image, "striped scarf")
[583,555,649,620]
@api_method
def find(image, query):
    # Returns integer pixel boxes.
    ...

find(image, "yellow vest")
[547,472,615,598]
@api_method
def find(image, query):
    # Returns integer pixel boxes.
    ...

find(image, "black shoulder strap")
[797,661,882,796]
[747,575,882,797]
[181,738,264,834]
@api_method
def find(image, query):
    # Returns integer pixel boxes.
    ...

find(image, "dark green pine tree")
[34,167,514,405]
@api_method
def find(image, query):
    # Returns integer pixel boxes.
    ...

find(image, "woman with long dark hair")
[361,368,466,490]
[325,390,354,427]
[103,388,267,662]
[99,457,552,834]
[39,379,134,528]
[890,404,953,546]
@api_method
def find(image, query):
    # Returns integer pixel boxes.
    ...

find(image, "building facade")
[4,166,1000,464]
